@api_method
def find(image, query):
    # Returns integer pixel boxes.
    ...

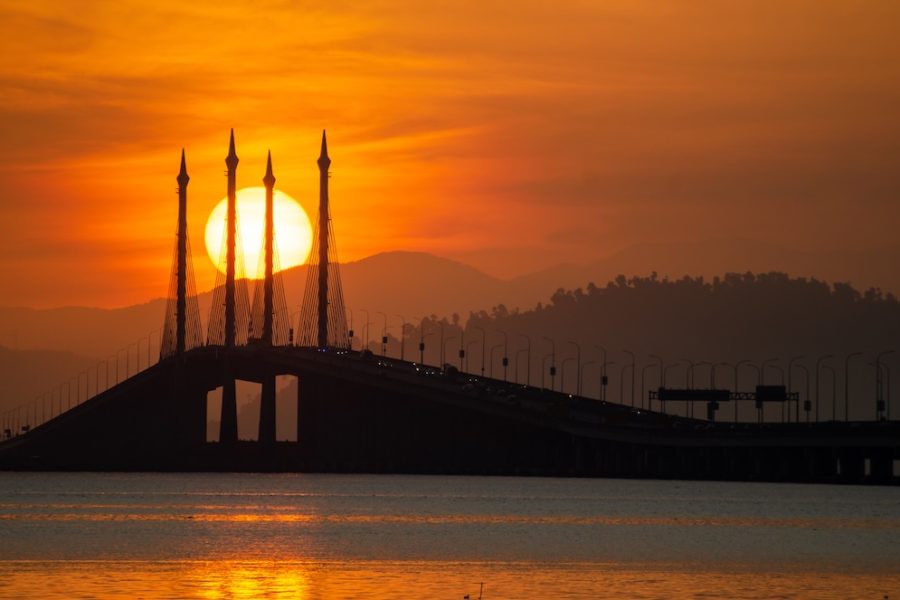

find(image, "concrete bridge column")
[258,373,276,444]
[219,367,238,444]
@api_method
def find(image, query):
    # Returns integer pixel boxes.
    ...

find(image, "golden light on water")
[204,187,313,279]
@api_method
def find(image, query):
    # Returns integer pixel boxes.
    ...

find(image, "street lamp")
[796,363,810,423]
[734,360,760,423]
[443,336,457,371]
[467,339,479,373]
[496,329,509,382]
[680,358,695,388]
[619,363,631,405]
[568,341,582,396]
[561,356,577,395]
[519,334,532,386]
[359,309,370,351]
[788,356,805,423]
[875,350,894,420]
[490,343,504,378]
[640,363,656,410]
[761,357,779,385]
[649,354,664,410]
[844,351,863,422]
[542,353,554,390]
[394,314,407,361]
[815,354,834,423]
[623,350,635,407]
[594,345,608,401]
[475,326,486,376]
[690,361,712,418]
[543,337,556,391]
[377,311,388,356]
[580,361,598,399]
[823,364,837,422]
[418,317,430,364]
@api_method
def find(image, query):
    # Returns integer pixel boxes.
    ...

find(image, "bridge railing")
[0,328,163,441]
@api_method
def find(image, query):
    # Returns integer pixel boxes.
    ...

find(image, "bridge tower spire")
[297,130,349,349]
[316,131,331,348]
[257,151,278,444]
[160,150,202,359]
[261,151,276,346]
[175,150,190,354]
[224,129,239,348]
[218,129,241,444]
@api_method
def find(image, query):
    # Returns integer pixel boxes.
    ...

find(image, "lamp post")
[496,329,509,382]
[649,354,664,410]
[814,354,834,423]
[359,309,370,351]
[519,334,532,386]
[580,361,598,399]
[377,311,388,356]
[619,362,631,405]
[490,344,504,378]
[475,326,486,376]
[640,363,655,410]
[844,351,863,422]
[467,339,479,373]
[734,360,759,423]
[649,354,664,386]
[788,356,805,423]
[561,356,577,394]
[875,350,894,420]
[691,361,712,418]
[623,350,635,407]
[662,361,684,414]
[712,362,731,389]
[680,358,695,388]
[443,336,457,371]
[394,314,407,360]
[515,347,528,385]
[418,317,429,364]
[568,341,582,396]
[796,363,810,423]
[823,364,837,422]
[542,353,554,390]
[439,321,445,366]
[594,345,607,401]
[543,337,556,391]
[761,357,779,385]
[458,333,465,370]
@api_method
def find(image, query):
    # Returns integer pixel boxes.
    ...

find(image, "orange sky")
[1,1,899,308]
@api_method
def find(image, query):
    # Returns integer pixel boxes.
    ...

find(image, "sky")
[1,1,899,308]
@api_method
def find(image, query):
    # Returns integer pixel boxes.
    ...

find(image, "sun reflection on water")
[0,560,897,600]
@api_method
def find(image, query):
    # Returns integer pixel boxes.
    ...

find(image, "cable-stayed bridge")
[1,132,897,483]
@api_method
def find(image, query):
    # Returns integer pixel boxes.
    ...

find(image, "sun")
[204,187,313,279]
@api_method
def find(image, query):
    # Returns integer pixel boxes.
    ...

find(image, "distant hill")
[507,239,900,305]
[1,242,898,415]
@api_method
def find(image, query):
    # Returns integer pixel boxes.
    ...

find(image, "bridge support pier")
[220,370,238,444]
[259,373,276,444]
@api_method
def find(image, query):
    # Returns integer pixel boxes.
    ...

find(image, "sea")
[0,473,897,599]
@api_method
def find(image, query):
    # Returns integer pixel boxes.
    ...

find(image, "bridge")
[1,131,898,484]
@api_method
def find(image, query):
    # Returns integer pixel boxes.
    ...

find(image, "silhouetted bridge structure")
[1,132,898,484]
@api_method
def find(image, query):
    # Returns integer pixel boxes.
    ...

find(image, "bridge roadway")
[0,346,897,483]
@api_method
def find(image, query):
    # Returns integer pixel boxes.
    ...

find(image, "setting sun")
[204,187,313,279]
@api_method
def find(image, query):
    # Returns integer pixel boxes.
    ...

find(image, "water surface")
[0,473,897,598]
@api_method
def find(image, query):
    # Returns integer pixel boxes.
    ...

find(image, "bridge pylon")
[160,149,202,358]
[206,130,251,443]
[249,151,289,443]
[297,130,349,349]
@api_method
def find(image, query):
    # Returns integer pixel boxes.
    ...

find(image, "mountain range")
[1,240,897,409]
